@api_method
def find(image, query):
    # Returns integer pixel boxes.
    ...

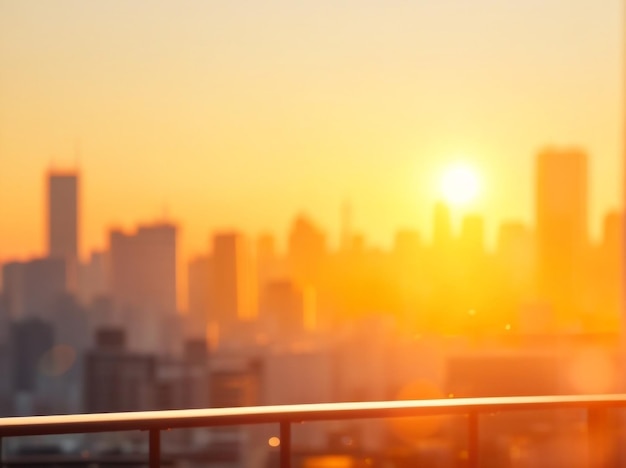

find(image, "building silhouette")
[260,280,306,338]
[11,318,54,393]
[287,215,327,288]
[187,255,212,338]
[495,221,535,304]
[256,233,283,293]
[47,172,79,290]
[535,148,588,323]
[432,201,453,254]
[211,232,256,337]
[2,259,67,321]
[1,262,24,320]
[108,223,178,351]
[84,328,156,413]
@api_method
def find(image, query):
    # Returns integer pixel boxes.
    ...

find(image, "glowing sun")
[439,163,481,207]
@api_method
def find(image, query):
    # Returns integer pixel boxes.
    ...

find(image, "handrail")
[1,394,624,467]
[0,394,624,437]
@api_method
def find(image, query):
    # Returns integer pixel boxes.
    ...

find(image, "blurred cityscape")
[0,146,623,466]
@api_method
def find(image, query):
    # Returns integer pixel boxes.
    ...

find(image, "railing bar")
[587,406,619,468]
[149,429,160,468]
[3,395,626,438]
[468,412,479,468]
[280,421,291,468]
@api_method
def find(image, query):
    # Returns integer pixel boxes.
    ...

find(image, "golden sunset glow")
[439,163,481,207]
[0,1,621,261]
[0,5,624,464]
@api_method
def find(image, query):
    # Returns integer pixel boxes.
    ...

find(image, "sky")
[0,0,623,263]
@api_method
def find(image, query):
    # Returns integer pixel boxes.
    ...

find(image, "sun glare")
[439,163,481,207]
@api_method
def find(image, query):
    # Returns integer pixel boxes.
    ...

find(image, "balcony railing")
[0,394,625,467]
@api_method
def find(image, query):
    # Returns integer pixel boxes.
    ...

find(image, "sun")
[439,163,481,207]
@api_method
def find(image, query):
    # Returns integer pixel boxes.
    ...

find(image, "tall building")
[211,232,256,334]
[495,222,535,296]
[11,318,54,393]
[432,201,453,253]
[287,215,327,288]
[260,280,306,339]
[77,250,109,306]
[595,212,623,325]
[535,148,588,319]
[109,223,178,352]
[47,171,79,262]
[459,214,485,261]
[109,223,177,316]
[2,262,25,319]
[256,233,283,291]
[2,258,67,321]
[0,294,9,346]
[84,328,156,413]
[187,255,212,338]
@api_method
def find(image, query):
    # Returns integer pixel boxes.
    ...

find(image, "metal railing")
[0,394,625,467]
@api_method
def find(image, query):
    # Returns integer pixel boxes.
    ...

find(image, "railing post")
[588,407,619,468]
[280,421,291,468]
[468,412,479,468]
[149,429,161,468]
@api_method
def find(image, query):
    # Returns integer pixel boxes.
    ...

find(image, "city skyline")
[0,0,623,262]
[2,149,622,326]
[1,3,625,462]
[0,145,621,263]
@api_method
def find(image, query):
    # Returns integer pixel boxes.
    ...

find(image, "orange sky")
[0,0,623,263]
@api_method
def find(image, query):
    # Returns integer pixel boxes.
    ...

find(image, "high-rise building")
[2,258,67,321]
[535,148,588,318]
[595,212,623,324]
[11,318,54,393]
[83,328,156,413]
[77,250,109,306]
[260,280,306,339]
[393,230,421,259]
[287,215,327,288]
[495,222,535,295]
[432,201,453,253]
[459,214,485,259]
[109,223,178,352]
[2,262,25,319]
[47,171,79,262]
[0,294,9,346]
[211,232,256,334]
[187,255,212,338]
[109,223,177,316]
[256,233,283,291]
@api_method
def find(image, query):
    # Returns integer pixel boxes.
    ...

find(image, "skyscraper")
[47,171,79,262]
[108,223,178,351]
[287,215,327,288]
[535,148,588,319]
[459,214,485,259]
[47,171,79,292]
[109,223,177,316]
[432,201,453,253]
[260,279,306,339]
[2,259,67,321]
[187,255,212,337]
[211,232,256,334]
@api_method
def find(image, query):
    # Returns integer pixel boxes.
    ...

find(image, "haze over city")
[0,0,623,262]
[2,1,626,467]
